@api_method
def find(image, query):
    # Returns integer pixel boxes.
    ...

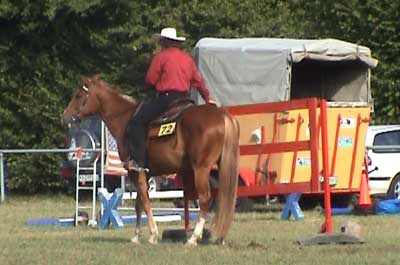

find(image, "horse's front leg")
[130,172,142,244]
[187,166,211,246]
[135,170,158,244]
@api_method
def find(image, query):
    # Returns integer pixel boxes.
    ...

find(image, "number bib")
[158,122,176,136]
[148,122,177,139]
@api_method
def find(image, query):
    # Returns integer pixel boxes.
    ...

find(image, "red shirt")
[145,47,209,101]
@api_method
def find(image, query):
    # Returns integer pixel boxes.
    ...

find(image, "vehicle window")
[372,130,400,153]
[72,115,102,141]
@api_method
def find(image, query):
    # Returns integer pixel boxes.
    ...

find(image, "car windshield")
[374,130,400,146]
[372,130,400,153]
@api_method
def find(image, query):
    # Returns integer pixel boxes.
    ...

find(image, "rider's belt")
[156,91,188,97]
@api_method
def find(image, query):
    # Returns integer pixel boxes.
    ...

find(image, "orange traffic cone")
[359,170,372,208]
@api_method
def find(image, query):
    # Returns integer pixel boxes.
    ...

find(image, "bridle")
[71,85,90,124]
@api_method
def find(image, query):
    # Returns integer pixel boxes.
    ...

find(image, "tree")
[0,0,144,192]
[288,0,400,124]
[0,0,399,192]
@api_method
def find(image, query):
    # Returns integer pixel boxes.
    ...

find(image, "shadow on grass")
[226,240,269,251]
[83,236,131,244]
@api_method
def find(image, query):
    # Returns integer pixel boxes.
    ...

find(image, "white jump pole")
[0,153,5,202]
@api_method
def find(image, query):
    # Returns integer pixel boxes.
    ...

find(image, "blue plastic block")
[27,218,75,227]
[331,207,353,215]
[281,193,304,221]
[376,199,400,215]
[121,212,199,224]
[98,188,124,229]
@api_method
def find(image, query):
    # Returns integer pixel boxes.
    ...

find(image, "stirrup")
[124,160,149,173]
[130,164,149,173]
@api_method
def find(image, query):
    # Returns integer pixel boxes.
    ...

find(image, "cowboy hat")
[153,27,186,42]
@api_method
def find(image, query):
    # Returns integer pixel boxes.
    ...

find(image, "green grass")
[1,195,400,265]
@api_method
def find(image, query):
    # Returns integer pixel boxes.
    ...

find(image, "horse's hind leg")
[135,170,158,244]
[129,171,143,243]
[131,177,143,244]
[187,166,211,246]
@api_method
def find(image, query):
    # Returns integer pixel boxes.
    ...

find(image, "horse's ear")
[80,76,90,84]
[93,74,101,81]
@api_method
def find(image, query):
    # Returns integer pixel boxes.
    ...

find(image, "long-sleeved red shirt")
[145,47,209,102]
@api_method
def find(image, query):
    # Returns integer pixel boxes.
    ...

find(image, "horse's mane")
[92,76,137,105]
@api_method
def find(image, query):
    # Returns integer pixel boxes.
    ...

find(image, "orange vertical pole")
[308,98,320,192]
[290,114,303,183]
[320,99,333,233]
[330,114,342,177]
[348,115,370,188]
[255,126,266,185]
[264,114,279,180]
[348,114,361,188]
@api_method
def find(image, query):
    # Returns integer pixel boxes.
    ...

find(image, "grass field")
[1,194,400,265]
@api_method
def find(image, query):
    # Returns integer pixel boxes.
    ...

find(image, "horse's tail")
[212,113,240,239]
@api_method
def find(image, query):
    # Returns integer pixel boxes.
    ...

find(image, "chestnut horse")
[62,75,240,245]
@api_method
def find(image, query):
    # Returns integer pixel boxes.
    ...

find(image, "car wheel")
[387,174,400,199]
[66,129,99,168]
[148,177,159,193]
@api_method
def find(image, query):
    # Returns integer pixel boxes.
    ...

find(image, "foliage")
[0,0,399,192]
[289,0,400,124]
[0,0,142,192]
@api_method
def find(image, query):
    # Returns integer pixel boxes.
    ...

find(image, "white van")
[366,125,400,199]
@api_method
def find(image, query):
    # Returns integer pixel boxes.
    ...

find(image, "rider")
[126,27,211,172]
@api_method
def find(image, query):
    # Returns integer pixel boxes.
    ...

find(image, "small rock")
[341,220,361,238]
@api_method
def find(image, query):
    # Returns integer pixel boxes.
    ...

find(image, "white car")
[366,125,400,199]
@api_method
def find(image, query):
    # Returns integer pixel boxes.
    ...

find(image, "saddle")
[148,98,195,138]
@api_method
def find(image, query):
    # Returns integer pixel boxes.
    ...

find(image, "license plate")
[79,174,99,182]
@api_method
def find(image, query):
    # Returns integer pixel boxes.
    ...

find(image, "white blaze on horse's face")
[62,84,92,125]
[75,85,92,116]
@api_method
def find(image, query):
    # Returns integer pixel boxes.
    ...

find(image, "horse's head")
[62,75,101,126]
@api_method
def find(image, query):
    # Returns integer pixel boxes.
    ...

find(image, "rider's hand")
[208,98,218,106]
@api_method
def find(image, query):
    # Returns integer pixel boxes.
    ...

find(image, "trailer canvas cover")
[193,38,378,106]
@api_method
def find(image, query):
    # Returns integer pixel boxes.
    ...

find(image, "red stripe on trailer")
[237,183,311,197]
[226,98,316,116]
[239,141,311,155]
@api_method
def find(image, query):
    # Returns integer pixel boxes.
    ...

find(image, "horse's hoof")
[148,235,158,245]
[215,238,226,245]
[185,237,198,247]
[131,236,140,244]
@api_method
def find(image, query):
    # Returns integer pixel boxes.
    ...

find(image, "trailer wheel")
[236,178,254,212]
[331,194,356,208]
[299,194,321,210]
[208,171,254,211]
